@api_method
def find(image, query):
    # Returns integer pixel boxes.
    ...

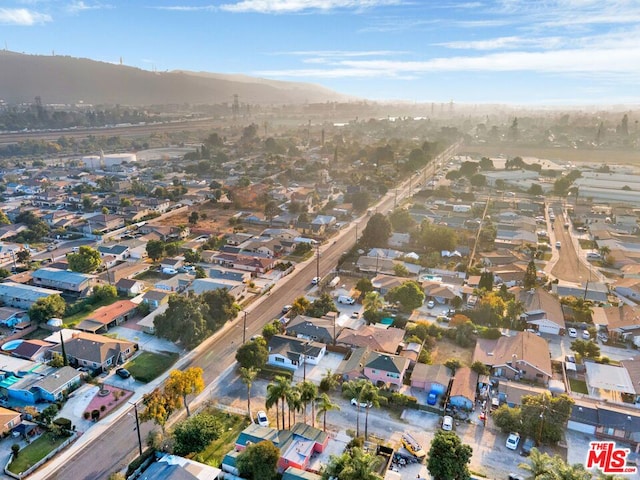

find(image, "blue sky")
[1,0,639,105]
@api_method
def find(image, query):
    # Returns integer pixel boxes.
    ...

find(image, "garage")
[528,318,560,336]
[568,404,598,435]
[567,420,596,435]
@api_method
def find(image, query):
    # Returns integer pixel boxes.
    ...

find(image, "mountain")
[0,51,347,106]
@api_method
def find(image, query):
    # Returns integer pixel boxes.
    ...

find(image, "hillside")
[0,51,346,106]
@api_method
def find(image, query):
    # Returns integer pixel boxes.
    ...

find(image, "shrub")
[91,409,100,421]
[11,444,19,458]
[83,411,90,420]
[100,405,106,412]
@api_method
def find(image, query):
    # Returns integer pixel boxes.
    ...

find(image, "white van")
[442,415,453,431]
[162,267,178,275]
[337,295,355,305]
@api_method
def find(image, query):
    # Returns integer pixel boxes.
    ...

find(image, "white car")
[311,277,320,285]
[506,432,520,450]
[351,398,372,408]
[442,415,454,431]
[427,300,436,309]
[582,330,591,340]
[256,410,269,427]
[568,328,577,338]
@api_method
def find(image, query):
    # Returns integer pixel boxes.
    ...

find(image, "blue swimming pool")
[1,340,23,351]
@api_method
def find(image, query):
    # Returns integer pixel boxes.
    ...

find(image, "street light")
[128,402,143,457]
[242,311,247,344]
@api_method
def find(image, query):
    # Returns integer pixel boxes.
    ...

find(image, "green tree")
[570,339,600,359]
[492,405,522,434]
[388,208,416,233]
[520,393,574,444]
[236,337,269,369]
[154,295,209,349]
[237,440,280,480]
[29,294,66,323]
[172,412,222,456]
[355,278,374,296]
[319,369,340,393]
[290,296,311,317]
[16,249,31,267]
[91,284,117,302]
[188,211,199,225]
[261,319,282,340]
[427,431,473,480]
[298,380,318,426]
[416,220,457,252]
[478,271,494,291]
[316,393,340,432]
[524,260,538,289]
[351,191,371,212]
[363,291,384,313]
[342,378,372,438]
[322,446,382,480]
[471,360,490,382]
[528,183,544,196]
[393,263,410,277]
[146,240,165,262]
[183,249,202,264]
[360,382,381,440]
[385,281,425,312]
[360,213,392,248]
[165,367,204,417]
[264,200,281,224]
[518,448,554,480]
[67,246,102,273]
[0,210,10,225]
[444,358,462,375]
[239,367,258,420]
[266,376,291,431]
[307,293,337,318]
[39,404,59,424]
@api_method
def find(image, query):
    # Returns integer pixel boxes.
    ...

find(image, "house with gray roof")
[6,366,82,403]
[98,244,130,261]
[49,332,138,373]
[32,267,96,293]
[286,313,340,345]
[0,282,62,309]
[267,335,326,371]
[363,352,409,388]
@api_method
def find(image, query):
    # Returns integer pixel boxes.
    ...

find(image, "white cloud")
[280,49,407,57]
[66,1,109,14]
[219,0,404,14]
[436,36,564,50]
[0,8,51,25]
[155,5,217,11]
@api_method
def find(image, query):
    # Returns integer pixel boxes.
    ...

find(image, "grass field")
[431,338,474,366]
[8,434,69,474]
[197,410,250,466]
[124,351,179,383]
[569,378,589,394]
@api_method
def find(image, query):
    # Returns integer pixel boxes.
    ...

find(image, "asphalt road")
[549,204,592,284]
[40,142,461,480]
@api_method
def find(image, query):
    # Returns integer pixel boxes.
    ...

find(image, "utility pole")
[316,242,320,282]
[129,402,143,457]
[242,311,247,344]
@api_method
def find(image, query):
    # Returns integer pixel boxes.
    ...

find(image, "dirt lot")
[431,338,474,366]
[462,145,640,165]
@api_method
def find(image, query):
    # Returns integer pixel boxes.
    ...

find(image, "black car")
[116,368,131,379]
[520,437,536,456]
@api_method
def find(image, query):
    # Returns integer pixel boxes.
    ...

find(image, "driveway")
[292,352,345,383]
[108,324,184,354]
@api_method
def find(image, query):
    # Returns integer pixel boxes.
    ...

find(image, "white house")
[267,335,326,370]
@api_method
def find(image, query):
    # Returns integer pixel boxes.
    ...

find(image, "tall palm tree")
[552,457,591,480]
[518,448,554,480]
[239,367,258,420]
[363,291,383,313]
[298,380,318,426]
[360,382,380,440]
[315,393,340,432]
[275,376,292,429]
[342,378,370,438]
[286,385,302,429]
[265,380,283,430]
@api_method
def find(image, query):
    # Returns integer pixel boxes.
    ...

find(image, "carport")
[585,362,636,401]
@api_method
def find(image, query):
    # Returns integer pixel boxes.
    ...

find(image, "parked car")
[568,328,577,338]
[506,432,520,450]
[555,241,561,248]
[427,300,436,309]
[282,305,292,314]
[582,330,591,340]
[256,410,269,427]
[351,311,360,319]
[351,398,372,408]
[442,415,454,431]
[311,277,320,285]
[520,437,536,456]
[338,295,355,305]
[116,368,131,379]
[565,355,576,363]
[427,392,438,405]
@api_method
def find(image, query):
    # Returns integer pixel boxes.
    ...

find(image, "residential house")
[336,326,404,355]
[410,363,451,395]
[208,267,251,284]
[286,313,340,345]
[448,366,478,411]
[115,278,145,297]
[11,339,55,362]
[138,453,222,480]
[423,282,461,306]
[337,347,370,382]
[142,290,170,311]
[0,307,27,328]
[613,278,640,302]
[363,351,409,388]
[0,282,62,309]
[356,256,397,275]
[32,268,96,294]
[160,258,184,270]
[0,224,28,240]
[97,244,130,261]
[140,225,190,241]
[593,305,640,340]
[371,274,404,295]
[267,335,326,371]
[224,233,254,246]
[76,300,138,333]
[473,332,553,385]
[568,400,640,447]
[154,274,192,293]
[584,362,635,399]
[515,287,566,335]
[497,381,552,407]
[480,250,520,267]
[621,358,640,404]
[83,213,125,234]
[7,366,83,403]
[49,331,138,372]
[188,278,245,300]
[230,422,329,474]
[0,407,21,436]
[283,467,322,480]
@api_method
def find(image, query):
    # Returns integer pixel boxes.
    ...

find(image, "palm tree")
[360,382,380,440]
[339,447,383,480]
[298,380,318,426]
[266,375,290,430]
[319,368,339,393]
[363,291,384,313]
[285,385,302,429]
[266,380,283,430]
[552,457,591,480]
[239,367,258,420]
[315,393,340,432]
[471,360,490,386]
[518,448,554,480]
[342,378,370,438]
[599,245,611,258]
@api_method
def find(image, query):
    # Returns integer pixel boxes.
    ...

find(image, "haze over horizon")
[1,0,639,106]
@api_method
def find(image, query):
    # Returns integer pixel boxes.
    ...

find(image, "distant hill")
[0,51,347,106]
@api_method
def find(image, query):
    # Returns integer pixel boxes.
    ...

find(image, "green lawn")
[8,434,69,474]
[569,378,589,394]
[198,410,250,466]
[123,351,179,383]
[63,297,119,328]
